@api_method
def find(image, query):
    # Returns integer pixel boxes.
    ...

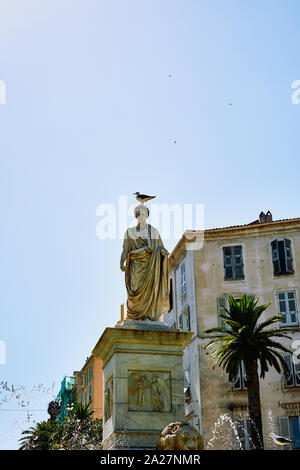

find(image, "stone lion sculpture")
[156,421,204,450]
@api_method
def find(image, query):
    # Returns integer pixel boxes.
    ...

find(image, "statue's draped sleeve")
[120,229,130,268]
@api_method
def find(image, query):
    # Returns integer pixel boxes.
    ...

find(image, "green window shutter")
[179,313,183,330]
[233,246,244,279]
[277,292,287,324]
[287,291,298,325]
[223,247,233,279]
[271,240,280,275]
[217,296,227,329]
[241,360,247,389]
[180,262,186,296]
[284,239,294,273]
[279,416,292,448]
[186,306,191,331]
[169,278,173,312]
[295,360,300,386]
[283,354,294,386]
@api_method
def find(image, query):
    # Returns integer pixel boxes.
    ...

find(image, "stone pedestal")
[92,320,192,450]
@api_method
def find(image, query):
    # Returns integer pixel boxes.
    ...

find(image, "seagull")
[268,432,294,450]
[133,192,156,204]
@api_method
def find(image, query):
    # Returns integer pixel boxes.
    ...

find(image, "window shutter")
[294,360,300,386]
[169,278,173,312]
[283,354,294,386]
[233,246,243,268]
[241,360,247,389]
[279,416,292,448]
[186,306,191,331]
[230,363,242,389]
[277,292,287,324]
[217,296,227,329]
[271,240,280,275]
[181,263,186,296]
[184,369,191,391]
[287,291,298,325]
[284,239,294,274]
[179,313,183,330]
[223,247,233,279]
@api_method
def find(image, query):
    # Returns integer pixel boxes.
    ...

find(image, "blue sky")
[0,0,300,448]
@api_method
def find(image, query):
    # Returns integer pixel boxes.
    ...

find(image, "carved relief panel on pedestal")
[128,371,171,412]
[104,376,113,422]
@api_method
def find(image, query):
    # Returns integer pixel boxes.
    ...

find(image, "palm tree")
[19,401,102,450]
[19,420,59,450]
[70,401,94,421]
[204,294,292,450]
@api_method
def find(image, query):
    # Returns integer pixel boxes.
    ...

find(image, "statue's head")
[134,205,149,226]
[156,421,204,450]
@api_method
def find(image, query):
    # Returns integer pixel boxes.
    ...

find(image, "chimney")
[259,211,272,223]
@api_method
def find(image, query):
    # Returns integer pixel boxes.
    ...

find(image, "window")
[169,278,173,312]
[88,384,92,401]
[179,307,191,332]
[223,246,244,280]
[80,394,83,404]
[230,360,247,390]
[235,419,253,450]
[217,295,254,329]
[186,307,191,331]
[277,291,298,326]
[89,365,93,382]
[217,296,227,329]
[279,416,300,450]
[283,354,300,387]
[180,262,186,296]
[84,391,87,405]
[271,239,294,275]
[84,371,88,386]
[184,369,191,404]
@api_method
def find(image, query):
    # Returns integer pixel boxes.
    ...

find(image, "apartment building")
[164,211,300,449]
[74,355,103,419]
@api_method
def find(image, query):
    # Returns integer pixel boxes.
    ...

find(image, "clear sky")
[0,0,300,449]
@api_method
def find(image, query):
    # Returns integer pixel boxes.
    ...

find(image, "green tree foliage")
[19,402,102,450]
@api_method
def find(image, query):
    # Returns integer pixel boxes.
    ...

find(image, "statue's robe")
[120,224,170,321]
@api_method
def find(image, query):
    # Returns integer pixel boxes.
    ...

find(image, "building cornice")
[169,218,300,270]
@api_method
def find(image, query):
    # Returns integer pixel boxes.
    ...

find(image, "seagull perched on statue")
[268,432,294,450]
[133,192,156,204]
